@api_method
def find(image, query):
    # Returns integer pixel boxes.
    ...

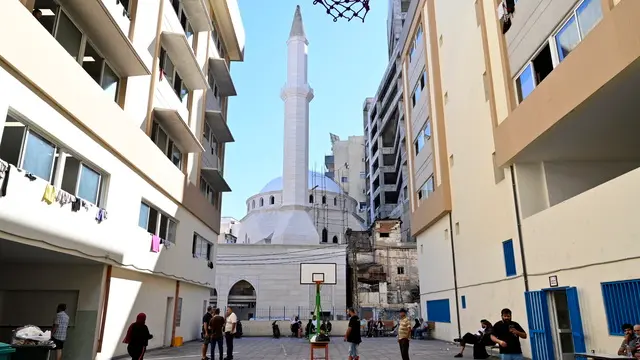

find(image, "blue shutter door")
[525,290,555,360]
[566,287,586,354]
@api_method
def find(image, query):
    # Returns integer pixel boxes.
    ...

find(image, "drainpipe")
[448,213,462,338]
[509,166,529,292]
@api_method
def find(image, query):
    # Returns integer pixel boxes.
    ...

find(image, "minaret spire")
[289,5,306,39]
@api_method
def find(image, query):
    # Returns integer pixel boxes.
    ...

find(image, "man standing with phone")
[490,308,527,360]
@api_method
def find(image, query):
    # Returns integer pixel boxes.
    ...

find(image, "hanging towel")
[151,235,161,253]
[56,189,75,206]
[71,197,82,212]
[95,208,108,223]
[0,162,10,197]
[42,184,57,205]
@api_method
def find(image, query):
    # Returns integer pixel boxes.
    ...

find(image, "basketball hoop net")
[313,0,370,22]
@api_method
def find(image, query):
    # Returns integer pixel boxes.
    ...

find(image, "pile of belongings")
[11,325,55,347]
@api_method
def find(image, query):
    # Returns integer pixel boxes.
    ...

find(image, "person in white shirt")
[224,308,237,360]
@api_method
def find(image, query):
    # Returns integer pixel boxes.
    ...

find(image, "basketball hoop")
[313,0,371,22]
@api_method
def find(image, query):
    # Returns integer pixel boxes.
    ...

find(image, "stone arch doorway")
[209,288,218,308]
[228,280,256,320]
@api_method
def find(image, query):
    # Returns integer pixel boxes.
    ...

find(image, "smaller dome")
[260,171,343,194]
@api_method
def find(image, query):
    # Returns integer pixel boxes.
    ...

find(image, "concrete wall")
[215,244,348,315]
[0,263,105,360]
[98,267,209,359]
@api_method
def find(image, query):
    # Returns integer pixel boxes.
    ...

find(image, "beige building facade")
[401,0,639,358]
[0,0,243,358]
[325,134,367,219]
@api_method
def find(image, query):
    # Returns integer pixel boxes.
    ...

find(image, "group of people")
[289,315,333,338]
[201,306,238,360]
[344,307,415,360]
[453,308,528,360]
[618,323,640,358]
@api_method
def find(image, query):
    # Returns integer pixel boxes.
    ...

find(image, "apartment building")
[0,0,243,358]
[325,134,367,219]
[401,0,640,358]
[218,216,241,243]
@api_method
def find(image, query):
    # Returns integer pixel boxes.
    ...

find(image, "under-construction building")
[346,218,419,316]
[363,0,412,240]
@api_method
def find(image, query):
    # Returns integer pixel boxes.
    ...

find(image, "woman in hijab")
[123,313,153,360]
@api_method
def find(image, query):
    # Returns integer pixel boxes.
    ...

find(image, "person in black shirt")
[344,308,362,360]
[123,313,153,360]
[490,308,527,360]
[202,306,214,360]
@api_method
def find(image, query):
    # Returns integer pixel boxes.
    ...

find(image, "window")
[37,6,121,103]
[309,194,314,203]
[341,176,348,183]
[160,48,189,102]
[555,0,602,61]
[397,266,405,274]
[211,21,226,59]
[417,175,435,200]
[321,228,328,243]
[199,176,217,206]
[252,199,255,209]
[424,121,432,140]
[414,121,430,154]
[515,0,602,103]
[420,244,423,254]
[0,115,106,205]
[333,197,337,206]
[151,121,183,169]
[360,171,366,179]
[259,198,264,207]
[502,239,517,277]
[192,233,213,261]
[426,299,451,323]
[414,132,425,154]
[380,232,390,238]
[321,195,326,204]
[269,195,275,205]
[411,69,427,107]
[601,279,640,335]
[461,295,467,309]
[138,201,177,243]
[207,71,221,105]
[332,235,338,244]
[409,23,423,62]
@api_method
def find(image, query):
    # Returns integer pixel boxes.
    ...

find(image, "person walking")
[51,303,70,360]
[344,308,362,360]
[123,313,153,360]
[490,308,527,360]
[224,307,237,360]
[202,306,214,360]
[210,308,225,360]
[398,308,412,360]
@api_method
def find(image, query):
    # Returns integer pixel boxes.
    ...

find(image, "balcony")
[207,0,245,61]
[201,147,231,192]
[205,90,234,143]
[208,58,237,96]
[495,0,640,167]
[153,108,204,153]
[161,32,207,90]
[58,0,149,76]
[180,0,214,32]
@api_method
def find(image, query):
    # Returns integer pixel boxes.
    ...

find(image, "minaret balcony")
[208,58,237,96]
[205,90,234,143]
[160,32,208,90]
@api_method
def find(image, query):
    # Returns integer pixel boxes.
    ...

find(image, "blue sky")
[222,1,389,219]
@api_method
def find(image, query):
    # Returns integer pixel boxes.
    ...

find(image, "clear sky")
[222,0,389,220]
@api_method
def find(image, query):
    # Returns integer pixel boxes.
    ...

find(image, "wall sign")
[549,275,558,288]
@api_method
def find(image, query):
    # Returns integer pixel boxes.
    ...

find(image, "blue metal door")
[566,287,586,354]
[525,290,555,360]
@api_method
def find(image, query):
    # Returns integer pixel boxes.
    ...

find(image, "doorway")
[524,287,586,360]
[164,297,175,347]
[548,289,576,360]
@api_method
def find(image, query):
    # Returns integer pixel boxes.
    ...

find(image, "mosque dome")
[259,171,343,194]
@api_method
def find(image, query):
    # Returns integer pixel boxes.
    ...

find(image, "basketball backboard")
[300,263,337,285]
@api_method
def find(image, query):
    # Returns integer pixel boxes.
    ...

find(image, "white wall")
[0,67,217,288]
[98,267,209,359]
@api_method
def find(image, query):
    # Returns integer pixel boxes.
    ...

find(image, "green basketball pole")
[314,281,322,338]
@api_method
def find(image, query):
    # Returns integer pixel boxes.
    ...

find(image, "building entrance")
[525,287,586,360]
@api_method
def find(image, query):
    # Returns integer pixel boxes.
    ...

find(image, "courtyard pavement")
[142,336,464,360]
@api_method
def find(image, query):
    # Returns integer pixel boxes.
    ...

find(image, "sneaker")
[454,353,463,358]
